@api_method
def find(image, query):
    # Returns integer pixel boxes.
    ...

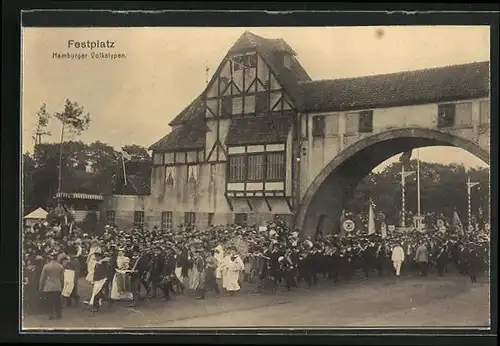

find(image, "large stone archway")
[294,128,490,239]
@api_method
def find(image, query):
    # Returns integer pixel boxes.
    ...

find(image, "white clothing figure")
[391,245,405,276]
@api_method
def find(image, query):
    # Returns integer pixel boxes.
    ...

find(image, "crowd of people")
[24,213,490,321]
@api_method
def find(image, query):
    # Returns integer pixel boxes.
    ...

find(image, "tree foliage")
[24,141,152,209]
[32,103,52,146]
[54,99,91,135]
[345,159,490,226]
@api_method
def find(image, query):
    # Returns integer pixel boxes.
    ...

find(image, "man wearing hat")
[39,250,65,320]
[149,245,165,299]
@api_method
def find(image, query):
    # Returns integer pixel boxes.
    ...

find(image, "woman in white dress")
[110,248,133,300]
[85,240,100,283]
[222,250,245,295]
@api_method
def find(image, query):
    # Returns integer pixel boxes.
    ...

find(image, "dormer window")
[232,53,257,71]
[283,54,292,70]
[246,53,257,68]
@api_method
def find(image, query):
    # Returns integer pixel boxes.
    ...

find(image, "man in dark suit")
[39,251,65,320]
[149,246,165,299]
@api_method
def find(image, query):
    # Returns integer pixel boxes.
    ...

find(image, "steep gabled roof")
[229,31,298,56]
[149,116,206,152]
[165,32,310,129]
[169,95,205,127]
[299,61,490,113]
[231,32,311,108]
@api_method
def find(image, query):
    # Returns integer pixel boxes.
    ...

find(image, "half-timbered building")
[148,31,310,228]
[113,30,489,233]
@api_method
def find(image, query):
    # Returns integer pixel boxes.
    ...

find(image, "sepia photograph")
[21,25,491,330]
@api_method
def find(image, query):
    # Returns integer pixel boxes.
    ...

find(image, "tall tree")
[32,103,52,147]
[54,99,91,197]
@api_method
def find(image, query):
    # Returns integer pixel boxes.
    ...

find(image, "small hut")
[23,207,48,226]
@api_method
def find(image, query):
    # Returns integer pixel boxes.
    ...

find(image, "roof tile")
[299,61,489,113]
[225,115,294,146]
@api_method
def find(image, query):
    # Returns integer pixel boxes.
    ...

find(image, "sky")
[22,26,490,171]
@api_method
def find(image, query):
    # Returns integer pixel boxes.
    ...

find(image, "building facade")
[103,31,490,233]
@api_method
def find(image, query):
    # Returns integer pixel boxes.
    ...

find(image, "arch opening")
[295,128,490,239]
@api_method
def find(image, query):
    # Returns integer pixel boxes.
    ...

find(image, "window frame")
[106,210,115,226]
[134,211,145,228]
[246,153,265,182]
[208,213,215,227]
[437,103,456,128]
[161,211,173,230]
[266,151,286,182]
[184,212,196,226]
[228,154,247,183]
[358,110,374,133]
[312,115,325,137]
[234,213,248,226]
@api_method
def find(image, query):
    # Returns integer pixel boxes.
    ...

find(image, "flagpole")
[122,153,128,186]
[417,149,421,217]
[467,175,472,230]
[401,164,405,228]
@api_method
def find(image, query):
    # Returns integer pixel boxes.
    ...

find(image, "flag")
[368,200,376,235]
[402,171,415,179]
[399,150,413,165]
[339,209,346,237]
[120,148,130,186]
[452,210,463,234]
[121,148,132,161]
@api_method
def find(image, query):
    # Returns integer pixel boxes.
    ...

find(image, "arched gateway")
[294,128,490,240]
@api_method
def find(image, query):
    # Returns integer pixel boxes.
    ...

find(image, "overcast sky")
[22,26,490,170]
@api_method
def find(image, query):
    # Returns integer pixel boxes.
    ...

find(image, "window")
[312,115,325,137]
[266,152,285,180]
[208,213,215,227]
[187,165,198,183]
[248,154,264,181]
[359,110,373,133]
[134,211,145,228]
[234,213,248,225]
[228,155,246,182]
[454,102,473,126]
[221,96,232,117]
[232,96,243,115]
[255,91,269,113]
[161,211,173,230]
[283,54,292,70]
[345,112,359,134]
[228,151,286,183]
[438,104,455,128]
[246,53,257,68]
[165,167,175,185]
[184,212,196,226]
[480,100,490,124]
[106,210,115,226]
[232,55,245,71]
